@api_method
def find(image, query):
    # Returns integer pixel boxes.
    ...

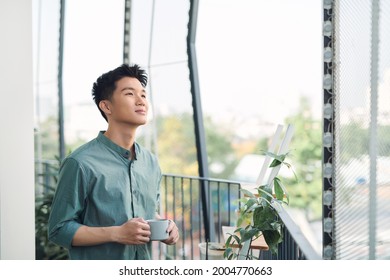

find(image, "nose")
[136,96,146,106]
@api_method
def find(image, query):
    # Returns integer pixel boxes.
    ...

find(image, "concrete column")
[0,0,35,259]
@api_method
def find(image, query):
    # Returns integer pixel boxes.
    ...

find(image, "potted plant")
[224,151,296,260]
[35,157,69,260]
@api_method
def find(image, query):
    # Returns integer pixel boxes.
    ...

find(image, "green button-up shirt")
[48,131,161,260]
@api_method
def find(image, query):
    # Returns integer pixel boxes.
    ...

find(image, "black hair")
[92,63,148,122]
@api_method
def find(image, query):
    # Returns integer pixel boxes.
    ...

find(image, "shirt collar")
[97,131,138,160]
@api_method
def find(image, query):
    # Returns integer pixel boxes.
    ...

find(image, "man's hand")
[161,220,179,245]
[115,217,151,245]
[72,217,150,246]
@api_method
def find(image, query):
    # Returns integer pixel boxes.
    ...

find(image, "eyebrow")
[121,87,146,94]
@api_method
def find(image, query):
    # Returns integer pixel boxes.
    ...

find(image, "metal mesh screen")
[334,0,390,260]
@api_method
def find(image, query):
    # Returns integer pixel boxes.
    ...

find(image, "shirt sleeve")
[48,157,88,249]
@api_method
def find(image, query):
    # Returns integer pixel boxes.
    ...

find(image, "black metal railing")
[158,174,322,260]
[155,174,241,260]
[260,207,322,260]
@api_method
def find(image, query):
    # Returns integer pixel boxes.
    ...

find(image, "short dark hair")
[92,63,148,121]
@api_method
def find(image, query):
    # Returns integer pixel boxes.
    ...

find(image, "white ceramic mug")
[147,219,169,241]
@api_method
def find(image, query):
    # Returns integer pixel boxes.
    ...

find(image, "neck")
[104,124,137,151]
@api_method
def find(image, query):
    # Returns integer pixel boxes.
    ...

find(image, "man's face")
[105,76,149,127]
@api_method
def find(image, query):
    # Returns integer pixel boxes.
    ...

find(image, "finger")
[141,223,150,230]
[166,220,173,231]
[171,234,179,244]
[138,218,149,225]
[168,220,177,231]
[168,230,179,244]
[140,227,151,236]
[168,228,178,241]
[138,234,150,244]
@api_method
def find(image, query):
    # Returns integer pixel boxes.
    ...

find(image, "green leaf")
[225,235,233,248]
[273,177,290,204]
[273,177,284,201]
[263,229,282,255]
[265,152,287,167]
[236,216,244,227]
[232,234,241,244]
[252,206,278,230]
[257,186,273,201]
[244,198,258,210]
[227,232,241,245]
[240,228,259,243]
[240,188,256,198]
[269,158,282,167]
[262,151,286,161]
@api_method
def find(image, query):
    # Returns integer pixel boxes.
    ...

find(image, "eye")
[125,92,134,96]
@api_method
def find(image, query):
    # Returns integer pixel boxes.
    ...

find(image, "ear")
[99,100,111,115]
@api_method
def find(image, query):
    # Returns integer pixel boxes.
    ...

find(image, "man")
[48,64,179,259]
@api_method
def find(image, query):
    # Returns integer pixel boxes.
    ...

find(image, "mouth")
[135,110,147,115]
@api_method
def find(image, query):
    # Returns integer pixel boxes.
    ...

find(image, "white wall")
[0,0,35,259]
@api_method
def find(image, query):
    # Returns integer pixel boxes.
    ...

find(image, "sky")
[196,0,323,121]
[33,0,323,140]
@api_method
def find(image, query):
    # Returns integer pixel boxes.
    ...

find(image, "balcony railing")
[157,174,322,260]
[155,174,241,260]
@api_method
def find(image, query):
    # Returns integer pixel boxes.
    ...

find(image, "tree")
[281,96,322,220]
[204,115,239,178]
[150,112,238,179]
[155,113,198,176]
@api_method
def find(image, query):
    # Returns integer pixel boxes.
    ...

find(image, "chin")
[137,120,148,126]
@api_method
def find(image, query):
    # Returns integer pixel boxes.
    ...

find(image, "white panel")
[0,0,35,259]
